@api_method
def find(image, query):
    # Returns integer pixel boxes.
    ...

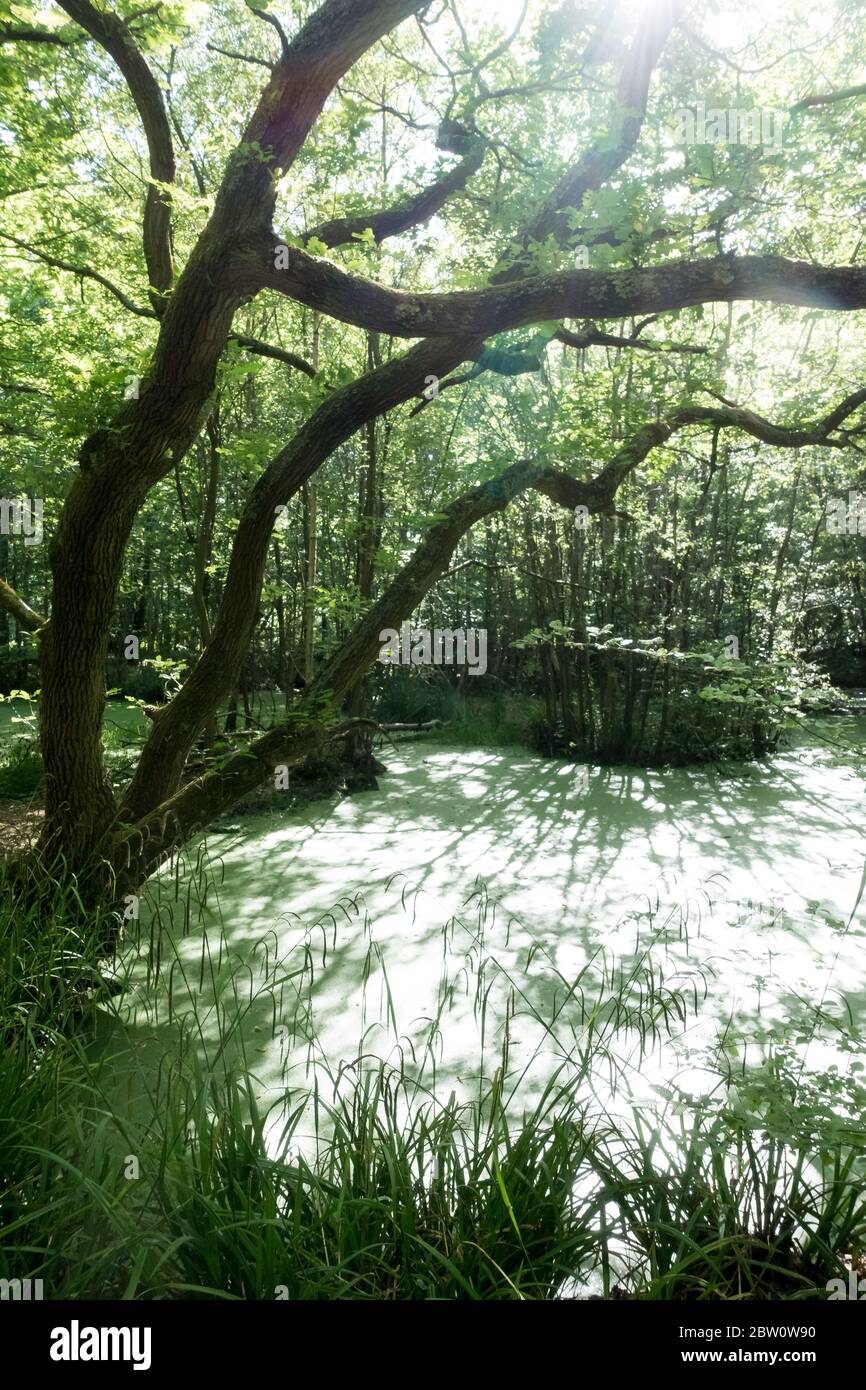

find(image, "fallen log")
[377,718,448,732]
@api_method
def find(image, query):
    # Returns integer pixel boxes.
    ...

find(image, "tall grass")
[582,1094,866,1299]
[0,858,863,1300]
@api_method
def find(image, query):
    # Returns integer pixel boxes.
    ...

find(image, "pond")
[104,719,866,1142]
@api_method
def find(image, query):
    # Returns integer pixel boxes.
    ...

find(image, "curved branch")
[594,387,866,495]
[0,22,78,45]
[409,344,540,415]
[493,0,683,281]
[206,42,273,72]
[556,325,708,355]
[124,382,866,853]
[245,243,866,337]
[248,7,291,61]
[230,334,317,377]
[119,331,483,821]
[303,138,486,249]
[0,239,323,379]
[791,83,866,113]
[320,387,866,698]
[213,0,430,233]
[409,325,710,416]
[0,232,157,318]
[0,241,318,377]
[56,0,176,310]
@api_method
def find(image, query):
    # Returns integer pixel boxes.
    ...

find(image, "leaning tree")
[1,0,864,890]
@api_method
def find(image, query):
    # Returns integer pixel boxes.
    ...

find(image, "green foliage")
[514,627,826,765]
[0,863,862,1301]
[1,0,865,1310]
[584,1093,866,1300]
[0,734,42,797]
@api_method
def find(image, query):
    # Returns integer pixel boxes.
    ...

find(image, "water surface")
[111,722,866,1132]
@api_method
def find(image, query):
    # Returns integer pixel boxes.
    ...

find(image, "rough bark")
[120,334,483,821]
[57,0,176,309]
[247,245,866,339]
[36,0,431,860]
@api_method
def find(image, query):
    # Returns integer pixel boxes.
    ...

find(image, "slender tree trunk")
[346,334,385,783]
[766,460,802,654]
[301,314,320,685]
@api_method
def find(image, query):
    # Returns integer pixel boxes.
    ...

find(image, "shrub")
[0,735,42,798]
[515,626,822,766]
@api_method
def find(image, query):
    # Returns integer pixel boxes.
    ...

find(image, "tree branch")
[56,0,176,310]
[556,324,708,355]
[0,22,78,45]
[248,6,291,61]
[791,83,866,113]
[302,131,486,249]
[245,243,866,338]
[119,331,483,821]
[492,0,683,281]
[230,334,317,377]
[206,41,274,71]
[212,0,430,236]
[594,388,866,496]
[0,579,47,632]
[0,232,157,318]
[409,325,709,416]
[124,382,866,852]
[0,240,321,377]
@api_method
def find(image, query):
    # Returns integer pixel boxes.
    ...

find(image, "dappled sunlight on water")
[101,722,866,1148]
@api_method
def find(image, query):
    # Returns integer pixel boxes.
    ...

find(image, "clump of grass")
[582,1092,866,1300]
[0,859,863,1301]
[137,1062,594,1300]
[0,857,125,1044]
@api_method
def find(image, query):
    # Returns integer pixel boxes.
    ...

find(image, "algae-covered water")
[105,720,866,1137]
